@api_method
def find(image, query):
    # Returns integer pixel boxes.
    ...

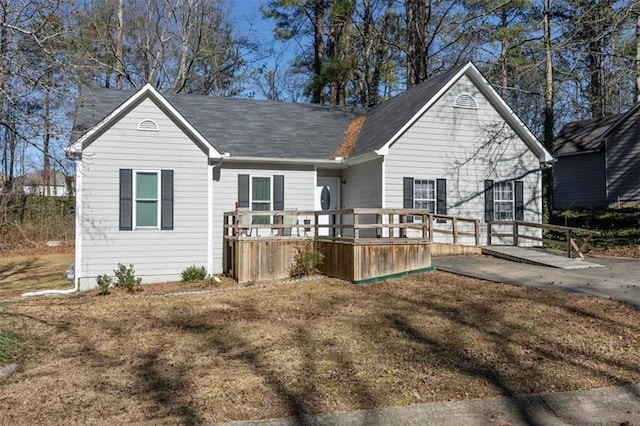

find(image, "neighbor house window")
[135,171,159,227]
[414,179,436,212]
[494,181,514,220]
[251,176,271,224]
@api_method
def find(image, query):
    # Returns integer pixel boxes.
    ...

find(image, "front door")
[315,177,340,236]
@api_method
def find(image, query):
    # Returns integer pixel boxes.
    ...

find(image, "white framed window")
[134,171,160,228]
[414,179,436,212]
[251,176,271,224]
[494,181,514,220]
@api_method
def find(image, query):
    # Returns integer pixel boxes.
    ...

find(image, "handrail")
[224,208,480,246]
[487,220,599,259]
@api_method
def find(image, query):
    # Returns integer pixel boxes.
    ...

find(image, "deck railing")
[487,220,599,259]
[224,208,480,245]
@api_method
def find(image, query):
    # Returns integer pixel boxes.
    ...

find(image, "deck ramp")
[482,246,604,269]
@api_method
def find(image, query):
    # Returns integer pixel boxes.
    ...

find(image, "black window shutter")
[436,178,447,215]
[119,169,132,231]
[515,180,524,221]
[273,175,284,210]
[161,170,174,230]
[403,177,414,208]
[484,180,494,222]
[238,174,249,208]
[403,177,414,223]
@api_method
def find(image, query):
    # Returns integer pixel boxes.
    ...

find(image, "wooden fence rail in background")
[487,220,599,259]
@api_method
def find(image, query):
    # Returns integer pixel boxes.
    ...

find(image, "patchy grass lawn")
[1,254,640,425]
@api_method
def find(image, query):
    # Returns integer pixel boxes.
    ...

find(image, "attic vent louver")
[453,93,478,109]
[137,119,159,131]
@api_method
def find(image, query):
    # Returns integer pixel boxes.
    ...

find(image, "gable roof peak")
[68,84,222,159]
[350,61,553,165]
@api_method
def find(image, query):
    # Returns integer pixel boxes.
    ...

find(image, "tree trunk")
[543,0,554,223]
[636,12,640,103]
[312,0,325,104]
[43,70,52,196]
[115,0,124,89]
[499,10,508,97]
[405,0,428,87]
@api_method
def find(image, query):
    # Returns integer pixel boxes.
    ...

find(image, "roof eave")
[596,103,640,142]
[223,155,347,168]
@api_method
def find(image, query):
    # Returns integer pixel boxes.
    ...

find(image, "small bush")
[289,242,324,278]
[113,263,142,292]
[181,265,207,282]
[96,274,112,295]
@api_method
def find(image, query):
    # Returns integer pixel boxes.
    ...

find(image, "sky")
[230,0,274,42]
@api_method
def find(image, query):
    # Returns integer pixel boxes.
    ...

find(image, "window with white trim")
[414,179,436,212]
[251,176,271,224]
[135,171,160,228]
[494,181,514,220]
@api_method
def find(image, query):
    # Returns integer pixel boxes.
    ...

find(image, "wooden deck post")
[513,221,519,247]
[452,217,458,244]
[376,213,382,238]
[566,229,572,258]
[474,220,480,246]
[487,221,492,245]
[354,212,360,240]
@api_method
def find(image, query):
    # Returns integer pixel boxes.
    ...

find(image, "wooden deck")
[222,211,599,283]
[223,209,480,284]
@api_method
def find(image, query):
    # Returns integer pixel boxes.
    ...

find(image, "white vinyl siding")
[211,163,315,273]
[79,97,209,289]
[384,74,542,245]
[342,158,382,208]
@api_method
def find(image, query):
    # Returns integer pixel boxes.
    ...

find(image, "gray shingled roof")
[73,65,475,160]
[74,88,363,159]
[351,65,466,157]
[554,112,625,157]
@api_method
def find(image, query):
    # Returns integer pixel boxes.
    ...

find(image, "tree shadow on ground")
[362,281,640,425]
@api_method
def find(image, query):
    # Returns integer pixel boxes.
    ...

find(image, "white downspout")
[207,156,225,277]
[22,158,82,297]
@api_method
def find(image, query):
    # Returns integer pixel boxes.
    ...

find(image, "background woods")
[2,0,640,230]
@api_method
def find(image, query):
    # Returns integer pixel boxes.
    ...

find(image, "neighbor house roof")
[554,112,626,157]
[72,86,363,160]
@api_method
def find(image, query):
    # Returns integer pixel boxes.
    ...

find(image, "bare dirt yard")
[1,252,640,425]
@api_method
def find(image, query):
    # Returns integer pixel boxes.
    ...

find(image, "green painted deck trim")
[354,266,436,285]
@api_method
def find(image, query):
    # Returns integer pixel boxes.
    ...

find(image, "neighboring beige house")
[68,62,554,291]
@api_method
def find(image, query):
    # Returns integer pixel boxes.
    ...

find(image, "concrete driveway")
[432,254,640,306]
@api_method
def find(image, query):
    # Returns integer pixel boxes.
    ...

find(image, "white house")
[67,62,554,291]
[19,170,70,197]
